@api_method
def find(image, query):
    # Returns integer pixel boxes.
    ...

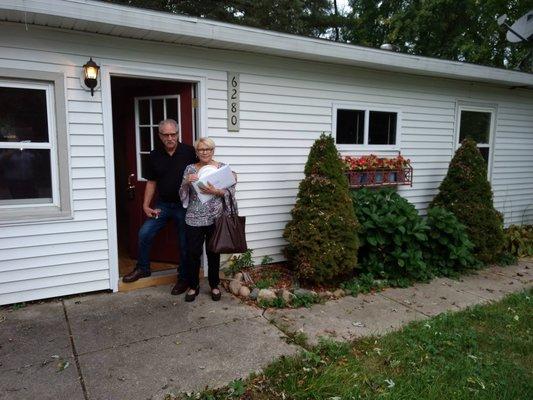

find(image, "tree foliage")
[283,134,359,283]
[430,138,504,263]
[105,0,531,71]
[106,0,334,37]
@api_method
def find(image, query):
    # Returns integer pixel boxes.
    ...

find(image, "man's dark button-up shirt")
[144,144,197,204]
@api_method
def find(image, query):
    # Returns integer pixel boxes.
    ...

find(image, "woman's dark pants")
[186,224,220,289]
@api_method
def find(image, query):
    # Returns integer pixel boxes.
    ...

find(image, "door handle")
[127,173,136,200]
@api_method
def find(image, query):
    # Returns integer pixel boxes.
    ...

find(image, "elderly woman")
[179,137,236,302]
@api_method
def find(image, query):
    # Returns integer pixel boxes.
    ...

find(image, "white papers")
[192,164,236,204]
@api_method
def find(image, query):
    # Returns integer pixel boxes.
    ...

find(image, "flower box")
[342,154,413,188]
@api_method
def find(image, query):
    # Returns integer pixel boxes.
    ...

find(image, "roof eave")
[1,0,532,88]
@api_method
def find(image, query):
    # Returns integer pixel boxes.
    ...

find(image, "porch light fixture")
[83,57,100,96]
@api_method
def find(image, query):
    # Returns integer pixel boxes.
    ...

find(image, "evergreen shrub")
[283,134,359,283]
[351,188,430,282]
[430,139,504,263]
[425,207,479,276]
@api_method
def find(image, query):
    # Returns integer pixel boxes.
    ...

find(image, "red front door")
[112,77,194,265]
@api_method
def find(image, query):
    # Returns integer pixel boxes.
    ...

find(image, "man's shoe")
[122,268,151,283]
[171,280,188,295]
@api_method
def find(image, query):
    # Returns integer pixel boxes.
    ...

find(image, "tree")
[430,138,504,263]
[283,134,359,283]
[105,0,334,36]
[105,0,531,69]
[344,0,531,70]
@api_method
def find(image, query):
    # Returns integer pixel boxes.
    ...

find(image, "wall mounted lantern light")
[82,58,100,96]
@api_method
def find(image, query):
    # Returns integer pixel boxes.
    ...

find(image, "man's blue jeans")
[136,201,189,283]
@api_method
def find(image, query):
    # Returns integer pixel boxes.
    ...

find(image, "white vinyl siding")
[0,22,532,304]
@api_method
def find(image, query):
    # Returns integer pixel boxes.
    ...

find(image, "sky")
[335,0,352,14]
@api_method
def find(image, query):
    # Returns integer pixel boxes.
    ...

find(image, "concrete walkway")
[1,260,531,400]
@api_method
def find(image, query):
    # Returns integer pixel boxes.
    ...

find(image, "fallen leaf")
[57,361,69,372]
[385,378,395,388]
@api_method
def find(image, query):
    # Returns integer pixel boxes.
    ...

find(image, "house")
[0,0,532,305]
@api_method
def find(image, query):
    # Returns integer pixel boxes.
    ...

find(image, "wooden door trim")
[101,65,208,292]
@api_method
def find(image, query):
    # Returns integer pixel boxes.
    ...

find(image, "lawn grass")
[176,289,532,400]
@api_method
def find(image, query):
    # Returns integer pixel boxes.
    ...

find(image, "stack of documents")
[192,164,236,204]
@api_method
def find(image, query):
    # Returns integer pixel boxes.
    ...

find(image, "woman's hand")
[200,182,225,197]
[185,173,199,184]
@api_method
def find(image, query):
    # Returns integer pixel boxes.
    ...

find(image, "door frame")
[101,65,208,292]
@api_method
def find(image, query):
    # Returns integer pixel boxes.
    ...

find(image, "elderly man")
[123,119,197,296]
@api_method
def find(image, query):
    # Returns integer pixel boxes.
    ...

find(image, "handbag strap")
[225,190,237,216]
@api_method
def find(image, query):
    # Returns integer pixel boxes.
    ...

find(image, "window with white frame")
[0,70,70,222]
[135,95,181,180]
[457,104,495,172]
[334,104,400,147]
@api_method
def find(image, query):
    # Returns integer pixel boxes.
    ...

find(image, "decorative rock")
[229,279,242,295]
[293,288,314,297]
[319,291,333,299]
[239,286,251,298]
[234,272,243,282]
[333,289,346,298]
[279,289,293,304]
[258,289,276,302]
[250,288,260,301]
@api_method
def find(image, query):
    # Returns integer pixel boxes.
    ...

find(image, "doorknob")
[127,173,136,200]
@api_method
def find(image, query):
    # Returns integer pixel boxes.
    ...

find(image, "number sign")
[227,72,240,132]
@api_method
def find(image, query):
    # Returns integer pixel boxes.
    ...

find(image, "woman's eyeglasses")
[197,148,213,153]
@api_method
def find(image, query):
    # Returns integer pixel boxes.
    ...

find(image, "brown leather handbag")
[208,191,248,254]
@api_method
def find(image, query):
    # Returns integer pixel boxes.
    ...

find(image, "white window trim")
[455,101,497,180]
[0,80,60,209]
[134,95,181,182]
[0,68,71,225]
[332,102,402,151]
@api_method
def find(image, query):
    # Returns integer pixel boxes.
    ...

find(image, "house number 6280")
[227,72,240,132]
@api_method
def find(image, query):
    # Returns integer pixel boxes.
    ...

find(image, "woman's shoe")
[211,287,222,301]
[185,287,200,302]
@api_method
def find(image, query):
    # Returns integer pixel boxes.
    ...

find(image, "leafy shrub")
[260,255,274,265]
[503,225,533,257]
[291,292,321,308]
[258,297,286,308]
[226,249,254,276]
[425,207,479,276]
[352,188,430,281]
[430,138,504,263]
[340,273,387,295]
[284,134,359,283]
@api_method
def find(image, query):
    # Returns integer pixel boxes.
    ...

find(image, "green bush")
[430,139,504,263]
[226,249,254,276]
[284,134,359,283]
[503,224,533,257]
[351,188,430,281]
[425,207,479,276]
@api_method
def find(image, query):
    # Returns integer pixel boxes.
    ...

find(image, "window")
[135,95,181,180]
[457,104,495,176]
[0,69,70,223]
[334,104,400,147]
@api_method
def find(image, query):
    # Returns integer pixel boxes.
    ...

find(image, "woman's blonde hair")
[194,137,215,150]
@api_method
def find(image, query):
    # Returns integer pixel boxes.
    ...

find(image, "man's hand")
[143,205,158,218]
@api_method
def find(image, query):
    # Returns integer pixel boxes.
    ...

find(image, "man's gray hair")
[158,119,179,133]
